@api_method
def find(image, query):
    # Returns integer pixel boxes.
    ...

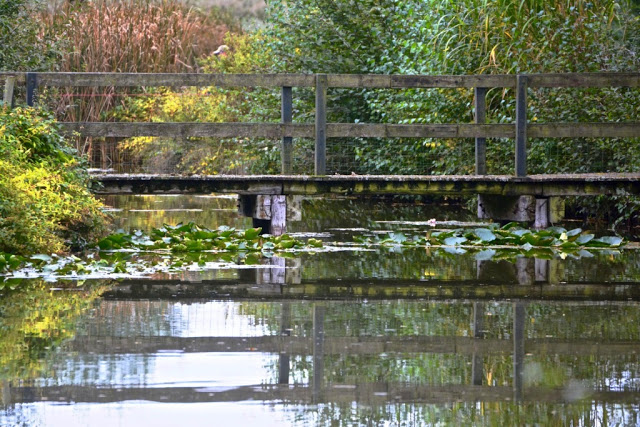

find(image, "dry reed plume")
[36,0,234,162]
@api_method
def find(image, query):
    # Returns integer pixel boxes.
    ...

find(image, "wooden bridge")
[2,71,639,232]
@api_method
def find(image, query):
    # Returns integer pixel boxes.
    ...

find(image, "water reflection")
[2,195,640,426]
[2,294,640,426]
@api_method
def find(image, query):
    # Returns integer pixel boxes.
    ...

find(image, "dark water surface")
[2,195,640,426]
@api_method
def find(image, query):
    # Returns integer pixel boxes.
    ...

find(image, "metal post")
[513,303,525,401]
[474,87,487,175]
[3,76,16,109]
[281,86,293,174]
[26,72,37,107]
[315,74,328,175]
[515,75,528,177]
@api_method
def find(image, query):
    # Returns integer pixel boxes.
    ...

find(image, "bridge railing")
[1,72,639,176]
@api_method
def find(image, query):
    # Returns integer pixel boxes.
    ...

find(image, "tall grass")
[36,0,237,160]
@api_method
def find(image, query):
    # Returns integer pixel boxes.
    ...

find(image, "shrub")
[0,107,109,254]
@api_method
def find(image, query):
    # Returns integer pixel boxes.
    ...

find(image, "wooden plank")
[35,72,316,88]
[0,72,25,84]
[327,123,514,138]
[58,122,315,138]
[390,74,516,88]
[2,76,15,108]
[56,121,640,140]
[5,72,640,89]
[327,74,392,88]
[515,75,528,177]
[315,74,328,175]
[474,87,488,175]
[528,72,640,88]
[529,123,640,138]
[26,72,37,106]
[280,86,293,175]
[325,74,516,88]
[281,86,293,174]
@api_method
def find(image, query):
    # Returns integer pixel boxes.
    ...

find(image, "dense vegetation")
[95,0,640,223]
[1,0,639,253]
[0,108,108,254]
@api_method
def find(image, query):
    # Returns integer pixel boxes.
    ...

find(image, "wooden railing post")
[513,302,525,401]
[2,76,16,109]
[281,86,293,174]
[315,74,328,175]
[26,72,37,107]
[474,87,487,175]
[515,75,528,177]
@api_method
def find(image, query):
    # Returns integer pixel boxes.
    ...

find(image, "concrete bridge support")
[478,195,565,229]
[237,194,302,236]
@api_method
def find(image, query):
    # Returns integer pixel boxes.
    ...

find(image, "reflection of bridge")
[8,383,640,405]
[101,255,640,302]
[3,253,640,407]
[4,300,640,407]
[2,72,639,233]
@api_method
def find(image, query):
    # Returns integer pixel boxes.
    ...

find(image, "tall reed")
[36,0,236,159]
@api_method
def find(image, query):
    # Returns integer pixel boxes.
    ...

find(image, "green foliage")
[0,280,108,381]
[262,0,640,222]
[118,31,285,174]
[0,223,324,279]
[0,0,60,70]
[0,107,108,254]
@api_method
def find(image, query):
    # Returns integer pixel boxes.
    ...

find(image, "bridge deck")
[92,173,640,196]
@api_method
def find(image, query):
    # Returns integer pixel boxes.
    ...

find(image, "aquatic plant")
[0,222,323,280]
[354,223,625,260]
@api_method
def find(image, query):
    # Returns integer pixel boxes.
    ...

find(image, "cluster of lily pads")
[0,223,323,280]
[97,222,323,252]
[355,223,625,259]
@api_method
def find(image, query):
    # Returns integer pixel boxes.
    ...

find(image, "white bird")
[212,45,229,57]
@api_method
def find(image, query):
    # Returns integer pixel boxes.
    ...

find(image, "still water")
[2,195,640,426]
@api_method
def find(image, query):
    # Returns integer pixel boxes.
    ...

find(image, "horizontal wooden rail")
[59,122,640,139]
[67,334,640,357]
[3,71,640,88]
[8,383,640,405]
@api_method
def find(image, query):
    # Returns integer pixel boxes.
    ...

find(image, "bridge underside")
[93,173,640,196]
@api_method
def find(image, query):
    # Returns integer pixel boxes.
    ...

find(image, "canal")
[1,194,640,426]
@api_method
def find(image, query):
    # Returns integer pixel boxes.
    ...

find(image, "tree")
[0,0,59,71]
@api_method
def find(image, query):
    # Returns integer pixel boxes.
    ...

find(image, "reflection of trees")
[0,280,108,383]
[297,197,475,233]
[100,194,251,232]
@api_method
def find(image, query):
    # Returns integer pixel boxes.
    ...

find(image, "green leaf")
[566,228,582,237]
[594,236,624,247]
[501,222,521,230]
[244,253,261,265]
[576,234,594,244]
[475,249,496,261]
[244,228,262,240]
[443,236,467,246]
[474,228,496,242]
[31,254,53,262]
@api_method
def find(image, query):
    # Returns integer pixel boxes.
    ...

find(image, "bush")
[0,107,109,254]
[0,0,60,71]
